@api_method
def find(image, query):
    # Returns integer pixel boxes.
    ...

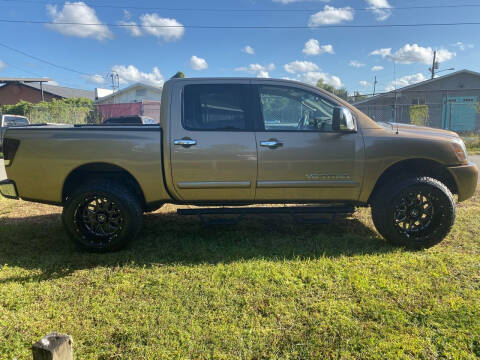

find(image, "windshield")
[3,116,29,127]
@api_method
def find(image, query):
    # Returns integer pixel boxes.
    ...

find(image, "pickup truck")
[1,78,478,252]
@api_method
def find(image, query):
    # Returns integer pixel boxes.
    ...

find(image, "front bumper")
[0,179,18,199]
[447,162,478,202]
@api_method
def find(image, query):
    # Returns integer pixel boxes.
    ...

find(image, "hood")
[384,122,460,139]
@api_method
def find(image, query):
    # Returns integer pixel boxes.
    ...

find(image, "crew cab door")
[252,82,364,201]
[169,81,257,201]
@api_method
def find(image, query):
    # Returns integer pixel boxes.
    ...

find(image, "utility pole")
[373,76,377,96]
[429,51,438,79]
[109,71,119,104]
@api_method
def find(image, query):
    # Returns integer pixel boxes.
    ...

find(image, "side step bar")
[177,205,355,216]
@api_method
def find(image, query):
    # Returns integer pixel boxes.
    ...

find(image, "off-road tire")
[62,180,143,252]
[371,176,455,249]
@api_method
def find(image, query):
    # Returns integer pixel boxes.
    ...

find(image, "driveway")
[0,159,6,181]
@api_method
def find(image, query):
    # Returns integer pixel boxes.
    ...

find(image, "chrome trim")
[173,139,197,146]
[257,180,359,188]
[177,181,251,189]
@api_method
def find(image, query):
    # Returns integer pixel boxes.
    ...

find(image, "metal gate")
[441,96,477,131]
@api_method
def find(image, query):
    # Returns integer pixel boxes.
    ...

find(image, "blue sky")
[0,0,479,94]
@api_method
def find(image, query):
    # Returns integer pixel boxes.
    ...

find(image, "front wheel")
[62,180,143,252]
[371,177,456,249]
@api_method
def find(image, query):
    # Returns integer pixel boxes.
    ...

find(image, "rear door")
[169,81,257,202]
[252,81,364,202]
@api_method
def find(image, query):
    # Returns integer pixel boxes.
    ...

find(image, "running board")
[177,205,355,216]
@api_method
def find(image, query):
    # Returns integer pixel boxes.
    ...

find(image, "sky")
[0,0,479,94]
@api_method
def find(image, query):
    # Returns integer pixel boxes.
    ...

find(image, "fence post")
[32,332,73,360]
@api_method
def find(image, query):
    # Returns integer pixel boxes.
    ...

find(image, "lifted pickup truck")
[1,78,478,252]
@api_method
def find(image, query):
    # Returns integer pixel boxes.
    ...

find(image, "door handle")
[260,140,283,149]
[174,138,197,147]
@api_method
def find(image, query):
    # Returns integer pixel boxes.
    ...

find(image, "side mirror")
[332,106,356,132]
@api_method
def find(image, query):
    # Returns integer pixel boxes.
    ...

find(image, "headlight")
[451,138,468,163]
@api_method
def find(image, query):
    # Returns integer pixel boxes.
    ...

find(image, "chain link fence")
[355,101,480,133]
[5,101,162,125]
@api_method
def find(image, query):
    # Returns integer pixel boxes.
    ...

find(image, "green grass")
[462,133,480,155]
[0,194,480,359]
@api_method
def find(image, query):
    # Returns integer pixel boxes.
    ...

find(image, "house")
[95,83,162,123]
[353,70,480,132]
[95,83,162,104]
[0,78,95,106]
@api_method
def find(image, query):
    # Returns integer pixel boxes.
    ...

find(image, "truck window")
[183,84,249,130]
[258,86,336,132]
[3,116,29,127]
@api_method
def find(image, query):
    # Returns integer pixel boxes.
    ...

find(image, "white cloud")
[295,71,343,88]
[85,74,106,84]
[366,0,392,21]
[140,13,184,41]
[118,20,142,37]
[46,2,113,41]
[370,48,391,57]
[385,73,427,91]
[0,60,6,71]
[371,65,384,71]
[234,63,275,78]
[111,65,164,87]
[190,55,208,71]
[349,60,365,68]
[370,44,455,64]
[453,42,474,51]
[284,60,319,74]
[309,6,354,26]
[302,39,334,55]
[242,45,255,55]
[359,80,370,87]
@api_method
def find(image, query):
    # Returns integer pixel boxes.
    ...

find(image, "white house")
[95,83,162,104]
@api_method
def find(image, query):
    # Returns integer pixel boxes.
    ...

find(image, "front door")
[253,83,363,202]
[170,82,257,202]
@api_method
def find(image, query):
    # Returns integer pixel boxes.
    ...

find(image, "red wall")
[98,103,143,121]
[0,83,61,106]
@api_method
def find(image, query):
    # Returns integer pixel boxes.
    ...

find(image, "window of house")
[135,89,146,97]
[183,84,249,130]
[258,85,337,131]
[411,97,426,105]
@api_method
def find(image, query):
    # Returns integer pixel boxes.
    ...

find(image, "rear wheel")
[62,180,143,252]
[371,177,455,249]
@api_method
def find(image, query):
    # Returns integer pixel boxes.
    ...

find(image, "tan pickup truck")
[1,78,478,252]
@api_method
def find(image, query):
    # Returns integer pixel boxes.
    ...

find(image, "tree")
[171,71,185,79]
[316,79,349,101]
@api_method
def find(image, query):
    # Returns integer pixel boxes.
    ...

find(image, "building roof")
[96,82,162,102]
[353,69,480,105]
[23,83,95,100]
[0,77,52,83]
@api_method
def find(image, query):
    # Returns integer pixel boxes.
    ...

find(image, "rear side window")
[183,84,250,130]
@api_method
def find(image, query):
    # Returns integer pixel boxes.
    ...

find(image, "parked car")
[0,114,29,153]
[1,78,477,252]
[103,115,156,125]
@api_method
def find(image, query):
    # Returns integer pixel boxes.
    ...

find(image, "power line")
[2,0,480,13]
[0,41,93,76]
[2,19,480,29]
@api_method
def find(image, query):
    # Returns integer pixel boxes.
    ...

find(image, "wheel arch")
[62,162,146,208]
[368,158,457,204]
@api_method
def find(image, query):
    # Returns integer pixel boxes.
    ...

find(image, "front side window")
[259,86,336,131]
[183,84,249,130]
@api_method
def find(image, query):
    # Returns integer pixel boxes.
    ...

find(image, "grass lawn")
[0,193,479,359]
[462,134,480,155]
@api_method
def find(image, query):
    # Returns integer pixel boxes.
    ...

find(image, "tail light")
[3,138,20,166]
